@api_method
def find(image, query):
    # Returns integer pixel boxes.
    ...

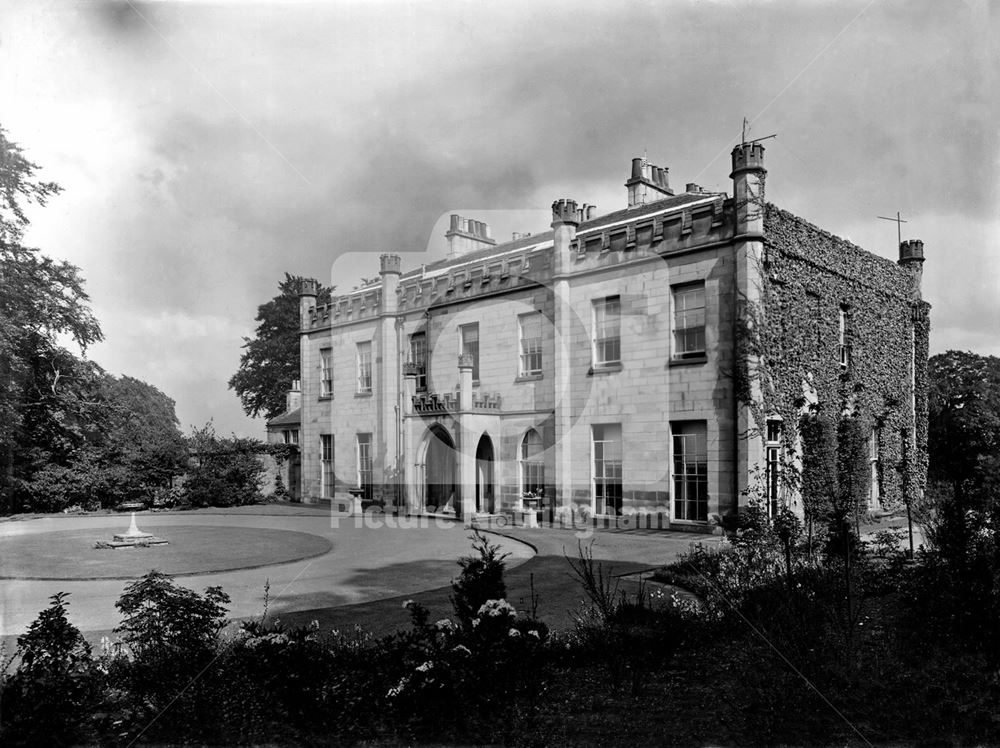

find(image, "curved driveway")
[0,507,533,636]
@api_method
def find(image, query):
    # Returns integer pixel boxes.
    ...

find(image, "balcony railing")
[412,391,502,413]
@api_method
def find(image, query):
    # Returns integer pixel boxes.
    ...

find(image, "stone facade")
[275,145,928,529]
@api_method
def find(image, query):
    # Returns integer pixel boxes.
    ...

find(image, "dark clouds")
[2,0,996,435]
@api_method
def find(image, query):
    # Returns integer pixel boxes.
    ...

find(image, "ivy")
[735,205,929,516]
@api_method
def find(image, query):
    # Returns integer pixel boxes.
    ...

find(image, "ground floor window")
[592,423,623,515]
[357,433,373,502]
[520,429,545,498]
[869,428,881,509]
[320,434,334,498]
[765,418,781,517]
[673,421,708,521]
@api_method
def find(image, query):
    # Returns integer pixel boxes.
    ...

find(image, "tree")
[229,274,329,420]
[181,422,268,507]
[0,126,103,511]
[924,351,1000,562]
[928,350,1000,513]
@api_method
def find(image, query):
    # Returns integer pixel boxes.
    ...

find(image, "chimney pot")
[631,157,643,179]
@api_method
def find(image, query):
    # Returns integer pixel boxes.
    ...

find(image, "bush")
[0,593,100,746]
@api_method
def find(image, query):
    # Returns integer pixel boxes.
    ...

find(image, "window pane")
[673,422,708,521]
[593,424,623,515]
[356,341,372,393]
[409,333,427,391]
[357,433,373,501]
[593,296,621,365]
[320,434,334,498]
[673,284,706,356]
[519,313,543,375]
[461,324,480,381]
[320,348,333,397]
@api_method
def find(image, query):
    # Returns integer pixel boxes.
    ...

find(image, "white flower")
[435,618,455,632]
[527,630,540,640]
[508,628,521,638]
[416,660,434,673]
[452,644,472,656]
[477,599,516,619]
[402,599,416,609]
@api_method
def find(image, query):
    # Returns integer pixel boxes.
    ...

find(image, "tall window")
[282,429,299,446]
[320,434,334,498]
[592,296,621,366]
[518,312,543,376]
[672,283,706,358]
[673,422,708,521]
[765,419,781,517]
[409,332,427,391]
[520,429,545,497]
[357,433,373,502]
[592,424,623,515]
[869,428,881,508]
[320,348,333,397]
[460,323,480,382]
[356,341,373,393]
[839,305,851,370]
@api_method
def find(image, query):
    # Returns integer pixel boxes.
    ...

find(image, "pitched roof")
[266,407,301,428]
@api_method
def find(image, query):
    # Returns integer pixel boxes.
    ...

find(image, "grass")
[0,525,332,580]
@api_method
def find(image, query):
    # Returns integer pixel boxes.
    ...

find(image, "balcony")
[411,390,502,414]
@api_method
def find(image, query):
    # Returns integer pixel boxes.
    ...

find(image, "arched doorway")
[423,425,458,514]
[476,434,495,514]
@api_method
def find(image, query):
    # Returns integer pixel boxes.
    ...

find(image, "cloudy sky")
[1,0,996,436]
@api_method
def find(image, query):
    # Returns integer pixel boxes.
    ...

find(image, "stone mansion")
[268,143,929,529]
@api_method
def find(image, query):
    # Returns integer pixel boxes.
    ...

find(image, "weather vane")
[741,117,777,146]
[877,211,908,247]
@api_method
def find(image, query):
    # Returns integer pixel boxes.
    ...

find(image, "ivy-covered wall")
[741,204,929,516]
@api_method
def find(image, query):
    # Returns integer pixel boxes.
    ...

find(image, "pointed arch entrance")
[476,434,496,514]
[422,424,458,515]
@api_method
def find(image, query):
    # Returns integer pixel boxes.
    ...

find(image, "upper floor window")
[356,341,373,393]
[672,283,705,359]
[592,296,621,366]
[282,429,299,446]
[460,323,480,383]
[409,332,427,391]
[320,348,333,397]
[518,312,543,376]
[839,305,851,370]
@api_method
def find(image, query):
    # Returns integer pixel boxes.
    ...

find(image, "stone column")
[402,363,418,513]
[551,199,580,515]
[458,354,476,521]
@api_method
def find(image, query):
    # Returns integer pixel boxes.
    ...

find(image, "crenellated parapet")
[305,286,383,330]
[569,194,729,269]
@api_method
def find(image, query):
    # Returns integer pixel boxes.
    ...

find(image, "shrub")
[0,592,100,745]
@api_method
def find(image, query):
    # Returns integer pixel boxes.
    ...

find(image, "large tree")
[927,350,1000,514]
[229,274,328,420]
[0,127,103,509]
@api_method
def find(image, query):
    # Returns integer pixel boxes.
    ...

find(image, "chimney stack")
[626,156,674,207]
[445,214,497,258]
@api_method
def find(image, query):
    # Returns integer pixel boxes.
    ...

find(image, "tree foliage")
[0,127,186,513]
[229,273,329,420]
[181,422,269,507]
[927,350,1000,511]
